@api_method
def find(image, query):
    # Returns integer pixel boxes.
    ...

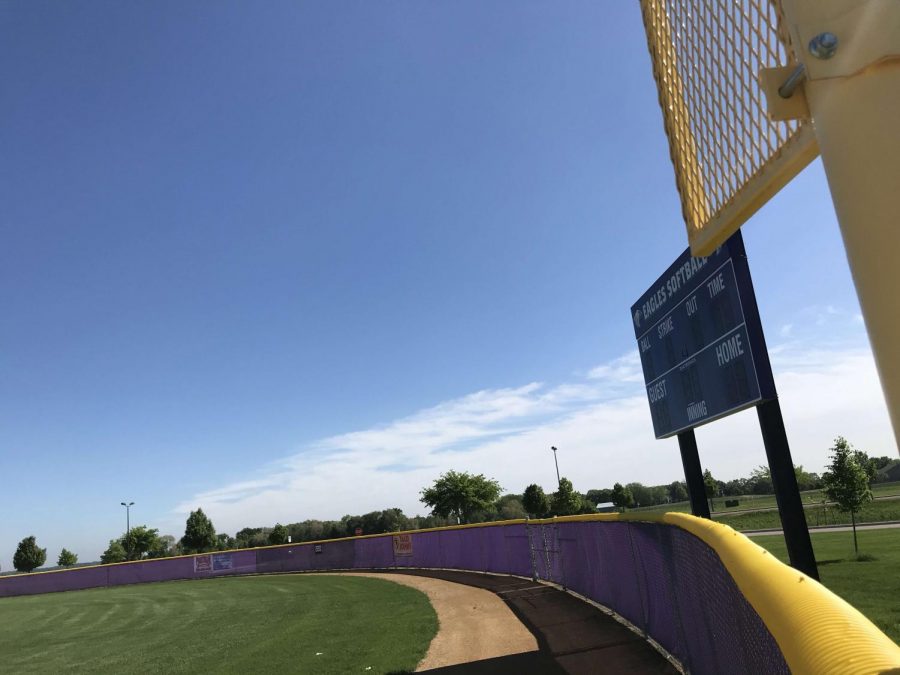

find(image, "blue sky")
[1,2,893,569]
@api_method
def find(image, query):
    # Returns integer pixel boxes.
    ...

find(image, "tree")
[522,484,550,518]
[494,495,526,520]
[13,536,46,573]
[550,478,583,516]
[57,548,78,567]
[703,469,719,510]
[611,483,634,511]
[579,495,599,514]
[235,527,266,549]
[420,471,502,524]
[626,482,653,508]
[854,451,878,485]
[721,478,749,496]
[216,533,236,551]
[585,488,614,506]
[749,466,773,495]
[871,456,894,471]
[668,481,689,503]
[100,539,127,564]
[149,534,177,558]
[650,485,670,506]
[822,437,873,554]
[122,526,161,561]
[182,508,217,553]
[793,465,822,491]
[268,523,288,545]
[361,511,383,533]
[378,508,411,533]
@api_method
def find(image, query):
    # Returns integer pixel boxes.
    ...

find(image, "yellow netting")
[640,0,818,255]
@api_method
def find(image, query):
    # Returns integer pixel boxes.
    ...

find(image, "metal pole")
[757,399,819,580]
[550,446,561,486]
[780,0,900,450]
[677,430,711,519]
[121,501,134,535]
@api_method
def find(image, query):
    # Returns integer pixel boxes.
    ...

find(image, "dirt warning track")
[327,571,679,674]
[330,572,537,670]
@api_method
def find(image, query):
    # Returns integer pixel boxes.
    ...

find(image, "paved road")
[744,521,900,537]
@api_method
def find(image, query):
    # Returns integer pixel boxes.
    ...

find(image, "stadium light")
[550,446,561,487]
[120,501,134,535]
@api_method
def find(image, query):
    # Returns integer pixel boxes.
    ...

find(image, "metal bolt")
[778,63,806,99]
[809,32,838,59]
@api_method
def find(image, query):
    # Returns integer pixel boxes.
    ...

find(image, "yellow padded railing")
[548,512,900,675]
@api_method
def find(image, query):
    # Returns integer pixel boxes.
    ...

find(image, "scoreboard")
[631,232,775,438]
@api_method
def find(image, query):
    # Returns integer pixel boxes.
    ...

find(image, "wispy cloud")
[170,324,894,536]
[586,352,643,383]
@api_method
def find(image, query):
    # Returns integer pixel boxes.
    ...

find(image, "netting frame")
[639,0,819,255]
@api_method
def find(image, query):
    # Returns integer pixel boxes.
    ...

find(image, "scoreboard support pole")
[677,430,711,519]
[757,398,819,580]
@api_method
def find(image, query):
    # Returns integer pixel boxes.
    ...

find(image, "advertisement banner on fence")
[212,553,233,571]
[392,534,413,557]
[193,555,212,573]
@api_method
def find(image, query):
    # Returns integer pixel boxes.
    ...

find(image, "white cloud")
[586,352,643,383]
[170,338,896,536]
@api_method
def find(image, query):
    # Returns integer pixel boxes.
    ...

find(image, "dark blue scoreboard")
[631,232,776,439]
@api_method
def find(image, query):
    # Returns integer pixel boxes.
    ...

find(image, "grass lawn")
[632,481,900,518]
[630,494,900,531]
[713,497,900,531]
[753,528,900,644]
[0,574,437,674]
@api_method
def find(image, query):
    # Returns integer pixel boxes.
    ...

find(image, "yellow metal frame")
[778,0,900,447]
[639,0,819,256]
[641,0,900,445]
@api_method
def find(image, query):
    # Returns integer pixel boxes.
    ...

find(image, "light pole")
[550,446,561,487]
[120,502,134,535]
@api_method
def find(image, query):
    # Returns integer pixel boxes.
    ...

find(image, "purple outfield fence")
[0,519,787,674]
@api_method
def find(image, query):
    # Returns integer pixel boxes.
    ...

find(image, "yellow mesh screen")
[640,0,818,255]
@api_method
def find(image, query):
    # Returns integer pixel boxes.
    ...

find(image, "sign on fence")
[212,553,233,571]
[392,534,413,557]
[193,555,212,573]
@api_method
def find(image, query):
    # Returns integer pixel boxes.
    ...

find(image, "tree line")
[8,508,225,573]
[9,439,893,572]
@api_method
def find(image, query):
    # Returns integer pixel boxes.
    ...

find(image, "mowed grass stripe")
[0,575,438,674]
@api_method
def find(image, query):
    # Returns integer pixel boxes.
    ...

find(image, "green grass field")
[632,481,900,518]
[709,481,900,514]
[0,575,437,674]
[753,528,900,644]
[713,497,900,531]
[629,483,900,532]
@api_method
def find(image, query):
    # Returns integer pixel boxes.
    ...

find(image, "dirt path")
[327,572,538,671]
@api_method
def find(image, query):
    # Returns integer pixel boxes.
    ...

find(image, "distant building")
[595,502,616,513]
[877,460,900,483]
